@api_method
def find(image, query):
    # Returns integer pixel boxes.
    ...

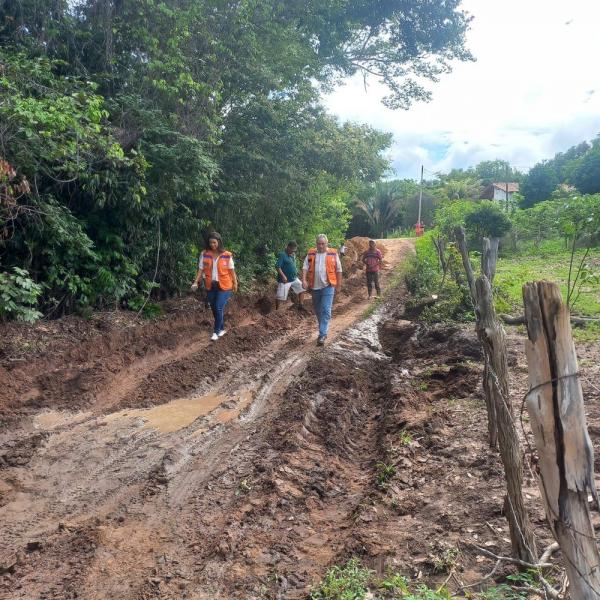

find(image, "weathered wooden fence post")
[481,237,499,283]
[455,227,537,562]
[455,227,497,449]
[475,274,537,563]
[523,281,600,598]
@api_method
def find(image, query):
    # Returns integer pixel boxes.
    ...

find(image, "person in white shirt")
[302,234,343,346]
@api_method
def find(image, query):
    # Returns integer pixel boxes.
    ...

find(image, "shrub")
[405,231,441,297]
[0,267,43,323]
[464,202,512,243]
[310,558,373,600]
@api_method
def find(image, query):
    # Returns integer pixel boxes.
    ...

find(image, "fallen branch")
[471,544,553,570]
[459,543,557,592]
[500,313,598,326]
[539,542,560,565]
[511,574,562,600]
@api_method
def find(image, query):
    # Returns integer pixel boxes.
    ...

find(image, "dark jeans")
[206,283,232,333]
[366,271,381,296]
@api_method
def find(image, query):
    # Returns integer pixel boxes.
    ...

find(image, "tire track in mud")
[76,307,393,600]
[0,239,415,599]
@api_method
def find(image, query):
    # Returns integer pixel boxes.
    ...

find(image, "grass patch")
[375,462,396,489]
[398,430,412,446]
[495,245,600,340]
[310,558,372,599]
[309,557,542,599]
[402,230,600,340]
[310,558,453,599]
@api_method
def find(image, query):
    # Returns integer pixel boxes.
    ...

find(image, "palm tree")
[443,177,483,200]
[356,182,403,238]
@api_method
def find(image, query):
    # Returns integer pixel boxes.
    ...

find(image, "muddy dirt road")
[1,240,416,599]
[4,237,599,599]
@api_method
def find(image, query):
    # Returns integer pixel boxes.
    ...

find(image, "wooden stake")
[523,281,600,598]
[481,237,499,283]
[455,227,476,301]
[476,275,536,563]
[455,227,497,449]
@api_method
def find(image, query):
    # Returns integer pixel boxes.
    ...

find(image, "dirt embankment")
[2,235,598,599]
[0,238,398,424]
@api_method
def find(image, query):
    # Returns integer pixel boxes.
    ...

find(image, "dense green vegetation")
[0,0,473,319]
[354,139,600,240]
[404,194,600,339]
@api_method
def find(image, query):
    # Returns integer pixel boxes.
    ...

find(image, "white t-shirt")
[199,252,235,282]
[303,250,342,290]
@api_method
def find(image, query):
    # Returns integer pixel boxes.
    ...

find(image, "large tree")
[571,140,600,194]
[0,0,473,315]
[520,161,559,208]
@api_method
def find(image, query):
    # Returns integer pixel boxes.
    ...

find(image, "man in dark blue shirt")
[275,241,305,310]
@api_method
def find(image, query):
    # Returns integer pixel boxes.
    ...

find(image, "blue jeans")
[207,284,232,334]
[311,286,335,337]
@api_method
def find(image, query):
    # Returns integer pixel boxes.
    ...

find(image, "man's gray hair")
[316,234,328,243]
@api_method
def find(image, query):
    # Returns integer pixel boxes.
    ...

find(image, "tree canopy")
[520,136,600,207]
[0,0,473,317]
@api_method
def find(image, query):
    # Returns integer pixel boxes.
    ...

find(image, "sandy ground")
[1,237,599,599]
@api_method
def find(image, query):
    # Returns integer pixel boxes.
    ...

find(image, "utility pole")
[505,164,510,212]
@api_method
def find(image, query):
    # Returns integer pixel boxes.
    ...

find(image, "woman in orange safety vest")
[191,232,238,341]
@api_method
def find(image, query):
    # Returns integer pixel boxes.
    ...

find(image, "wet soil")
[1,238,599,599]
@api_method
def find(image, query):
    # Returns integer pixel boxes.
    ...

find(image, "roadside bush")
[405,231,440,297]
[419,280,473,324]
[0,267,43,323]
[434,200,476,239]
[405,231,473,324]
[464,202,512,246]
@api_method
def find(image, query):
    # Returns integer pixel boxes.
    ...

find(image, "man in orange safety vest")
[302,234,343,346]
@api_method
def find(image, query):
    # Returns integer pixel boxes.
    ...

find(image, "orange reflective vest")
[306,247,338,289]
[201,251,234,291]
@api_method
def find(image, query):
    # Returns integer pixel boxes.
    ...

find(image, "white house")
[481,182,519,203]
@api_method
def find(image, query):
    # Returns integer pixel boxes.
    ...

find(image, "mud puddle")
[107,391,253,434]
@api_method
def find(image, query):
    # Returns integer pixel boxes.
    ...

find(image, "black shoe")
[317,335,326,346]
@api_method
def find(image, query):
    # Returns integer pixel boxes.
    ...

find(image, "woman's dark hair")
[205,231,225,252]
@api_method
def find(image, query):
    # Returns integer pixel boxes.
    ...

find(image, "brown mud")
[1,237,599,599]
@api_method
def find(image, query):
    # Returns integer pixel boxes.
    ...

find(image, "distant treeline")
[351,141,600,239]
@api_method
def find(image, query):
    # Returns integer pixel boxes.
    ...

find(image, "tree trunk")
[476,276,537,563]
[523,281,600,598]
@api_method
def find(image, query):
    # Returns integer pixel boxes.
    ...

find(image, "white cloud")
[324,0,600,179]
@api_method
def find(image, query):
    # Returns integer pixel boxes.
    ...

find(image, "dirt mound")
[341,236,387,273]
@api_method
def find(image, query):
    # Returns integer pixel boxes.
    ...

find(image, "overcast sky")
[324,0,600,181]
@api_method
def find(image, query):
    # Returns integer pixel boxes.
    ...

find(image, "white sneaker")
[211,333,219,341]
[218,330,227,337]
